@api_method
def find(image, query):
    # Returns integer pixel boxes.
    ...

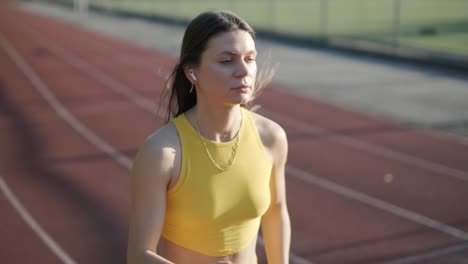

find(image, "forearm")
[261,205,291,264]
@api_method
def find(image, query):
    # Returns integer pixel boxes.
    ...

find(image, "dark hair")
[160,10,274,122]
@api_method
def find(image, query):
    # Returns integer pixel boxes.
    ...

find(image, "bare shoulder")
[250,111,288,162]
[132,122,180,186]
[142,122,179,152]
[128,123,180,260]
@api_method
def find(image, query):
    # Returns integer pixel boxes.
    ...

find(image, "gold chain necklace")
[193,112,242,172]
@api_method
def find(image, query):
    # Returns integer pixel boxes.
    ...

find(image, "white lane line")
[21,28,468,243]
[0,32,131,264]
[261,108,468,183]
[377,242,468,264]
[0,176,76,264]
[26,28,468,184]
[0,33,132,170]
[25,32,157,115]
[287,166,468,241]
[0,33,77,264]
[0,30,312,264]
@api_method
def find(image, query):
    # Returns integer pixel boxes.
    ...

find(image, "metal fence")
[70,0,468,55]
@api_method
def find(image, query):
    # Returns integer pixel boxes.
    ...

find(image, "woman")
[127,10,290,264]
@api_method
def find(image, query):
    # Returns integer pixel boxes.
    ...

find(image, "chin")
[229,94,251,105]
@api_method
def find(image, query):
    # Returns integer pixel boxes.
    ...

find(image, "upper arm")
[253,113,289,208]
[127,128,177,262]
[268,123,288,208]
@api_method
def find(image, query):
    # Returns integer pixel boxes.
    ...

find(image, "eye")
[246,56,256,63]
[220,58,233,64]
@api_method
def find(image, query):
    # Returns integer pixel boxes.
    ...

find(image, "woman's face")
[194,30,257,106]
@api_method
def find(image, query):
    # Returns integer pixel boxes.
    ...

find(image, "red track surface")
[1,3,467,264]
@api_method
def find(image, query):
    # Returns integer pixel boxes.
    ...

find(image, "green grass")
[90,0,468,55]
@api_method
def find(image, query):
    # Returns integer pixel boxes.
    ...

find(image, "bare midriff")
[159,235,258,264]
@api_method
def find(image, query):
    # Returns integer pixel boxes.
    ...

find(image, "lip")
[232,84,250,90]
[231,85,250,94]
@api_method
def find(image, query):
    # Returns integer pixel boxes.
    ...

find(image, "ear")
[183,65,197,83]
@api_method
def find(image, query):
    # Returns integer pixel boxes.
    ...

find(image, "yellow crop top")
[162,107,273,257]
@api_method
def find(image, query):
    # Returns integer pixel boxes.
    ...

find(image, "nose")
[234,60,249,78]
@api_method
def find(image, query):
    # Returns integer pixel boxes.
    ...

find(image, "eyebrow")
[216,50,257,56]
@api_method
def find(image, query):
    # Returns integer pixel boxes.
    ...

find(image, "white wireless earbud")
[188,69,197,81]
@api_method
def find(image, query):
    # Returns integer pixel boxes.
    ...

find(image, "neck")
[188,103,243,143]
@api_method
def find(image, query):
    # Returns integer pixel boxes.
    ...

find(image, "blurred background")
[2,0,468,264]
[52,0,468,56]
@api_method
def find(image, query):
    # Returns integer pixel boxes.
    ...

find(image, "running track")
[1,2,468,264]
